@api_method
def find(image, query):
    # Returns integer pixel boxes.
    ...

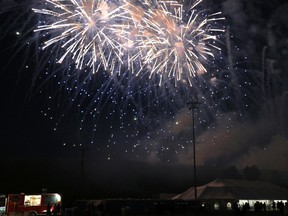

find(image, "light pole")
[65,143,88,183]
[188,100,200,199]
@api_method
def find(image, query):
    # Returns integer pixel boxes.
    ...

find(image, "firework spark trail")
[33,0,225,86]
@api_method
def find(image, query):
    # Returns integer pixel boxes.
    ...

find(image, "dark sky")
[0,0,288,201]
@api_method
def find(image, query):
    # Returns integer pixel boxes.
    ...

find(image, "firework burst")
[33,0,132,74]
[131,0,225,86]
[33,0,225,86]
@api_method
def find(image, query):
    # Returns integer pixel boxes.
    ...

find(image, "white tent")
[172,178,288,201]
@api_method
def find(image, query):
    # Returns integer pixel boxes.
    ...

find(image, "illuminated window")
[24,195,41,206]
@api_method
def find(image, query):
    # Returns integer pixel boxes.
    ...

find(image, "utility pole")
[80,145,88,184]
[188,100,200,199]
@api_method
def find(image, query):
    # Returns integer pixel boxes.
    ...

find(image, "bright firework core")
[33,0,225,86]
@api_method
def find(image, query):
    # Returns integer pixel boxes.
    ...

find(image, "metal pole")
[188,101,200,200]
[192,107,197,200]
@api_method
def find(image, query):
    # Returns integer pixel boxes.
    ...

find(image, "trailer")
[5,193,61,216]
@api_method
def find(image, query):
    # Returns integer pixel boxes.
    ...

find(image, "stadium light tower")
[188,99,200,199]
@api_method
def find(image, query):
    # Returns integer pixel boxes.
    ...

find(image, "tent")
[172,178,288,201]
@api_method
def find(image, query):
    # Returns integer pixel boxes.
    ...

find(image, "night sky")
[0,0,288,202]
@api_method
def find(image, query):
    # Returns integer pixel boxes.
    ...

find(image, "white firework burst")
[33,0,131,74]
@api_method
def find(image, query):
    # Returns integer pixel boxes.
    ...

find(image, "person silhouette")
[47,203,51,216]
